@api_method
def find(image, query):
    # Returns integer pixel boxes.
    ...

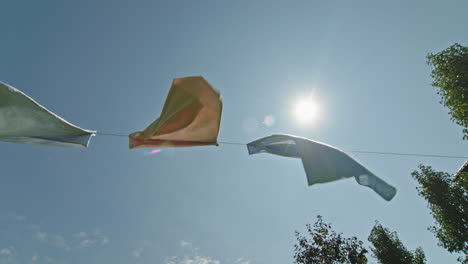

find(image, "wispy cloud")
[72,232,87,239]
[164,255,221,264]
[0,246,17,263]
[1,212,110,264]
[45,256,57,263]
[72,230,109,248]
[33,227,109,251]
[132,247,144,259]
[35,231,71,251]
[162,241,251,264]
[130,240,155,259]
[234,257,251,264]
[14,214,26,222]
[0,247,16,257]
[180,240,192,248]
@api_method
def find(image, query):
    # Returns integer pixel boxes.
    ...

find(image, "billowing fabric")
[247,135,397,201]
[0,82,95,148]
[129,76,222,148]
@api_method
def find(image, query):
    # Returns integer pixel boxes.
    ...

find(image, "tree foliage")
[294,216,427,264]
[368,223,426,264]
[412,248,427,264]
[294,215,368,264]
[411,165,468,262]
[427,43,468,139]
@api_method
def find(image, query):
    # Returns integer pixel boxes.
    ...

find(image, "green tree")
[368,222,426,264]
[413,248,427,264]
[294,215,368,264]
[426,43,468,139]
[294,217,426,264]
[411,165,467,262]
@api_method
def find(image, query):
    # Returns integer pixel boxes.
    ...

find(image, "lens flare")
[148,149,162,155]
[263,115,275,127]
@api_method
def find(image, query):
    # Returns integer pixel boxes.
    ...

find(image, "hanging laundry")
[129,76,222,148]
[0,81,95,148]
[247,134,397,201]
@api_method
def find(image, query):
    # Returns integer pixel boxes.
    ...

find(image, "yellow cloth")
[129,76,222,148]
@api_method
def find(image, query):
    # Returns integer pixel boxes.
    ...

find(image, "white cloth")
[247,134,397,201]
[0,81,95,148]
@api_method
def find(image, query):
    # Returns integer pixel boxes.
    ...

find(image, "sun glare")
[293,98,318,124]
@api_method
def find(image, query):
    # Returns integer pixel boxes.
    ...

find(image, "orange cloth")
[129,76,222,148]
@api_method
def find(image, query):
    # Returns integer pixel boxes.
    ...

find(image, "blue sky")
[1,0,467,263]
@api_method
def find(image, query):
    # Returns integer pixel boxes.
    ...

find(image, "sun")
[293,98,319,124]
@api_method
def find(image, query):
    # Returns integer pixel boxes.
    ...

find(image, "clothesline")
[343,150,468,159]
[95,132,128,137]
[95,132,468,159]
